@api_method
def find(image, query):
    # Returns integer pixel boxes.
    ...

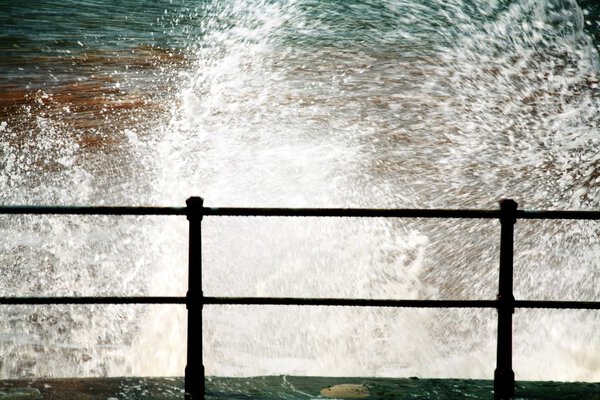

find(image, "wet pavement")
[1,376,599,399]
[0,377,183,400]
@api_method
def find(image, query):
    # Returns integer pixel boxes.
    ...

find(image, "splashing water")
[0,0,599,382]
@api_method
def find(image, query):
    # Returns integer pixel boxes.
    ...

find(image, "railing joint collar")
[499,199,518,224]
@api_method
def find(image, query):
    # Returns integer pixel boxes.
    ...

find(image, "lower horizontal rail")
[1,297,598,310]
[0,296,186,305]
[204,297,600,310]
[515,300,600,309]
[204,297,496,308]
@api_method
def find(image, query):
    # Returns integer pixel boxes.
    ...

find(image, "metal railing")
[1,197,599,400]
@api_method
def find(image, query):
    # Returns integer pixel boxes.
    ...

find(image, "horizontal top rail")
[0,205,187,216]
[1,205,600,220]
[517,210,600,220]
[200,207,600,220]
[0,205,499,218]
[201,207,500,218]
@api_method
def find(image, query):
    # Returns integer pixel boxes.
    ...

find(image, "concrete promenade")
[1,376,599,399]
[0,377,184,400]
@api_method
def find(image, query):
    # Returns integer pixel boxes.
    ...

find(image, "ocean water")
[0,0,599,385]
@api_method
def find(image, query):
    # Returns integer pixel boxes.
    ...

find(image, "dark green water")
[2,0,599,80]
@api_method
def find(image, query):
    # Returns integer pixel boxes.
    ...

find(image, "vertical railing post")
[494,199,517,400]
[185,196,205,400]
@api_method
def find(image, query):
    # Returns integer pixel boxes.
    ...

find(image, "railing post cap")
[186,197,204,220]
[499,199,518,210]
[186,197,204,207]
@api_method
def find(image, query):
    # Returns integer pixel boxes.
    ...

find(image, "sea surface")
[0,0,599,386]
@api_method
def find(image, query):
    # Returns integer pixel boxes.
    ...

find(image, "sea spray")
[0,0,598,382]
[156,0,600,380]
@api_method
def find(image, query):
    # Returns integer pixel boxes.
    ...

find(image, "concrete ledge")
[1,376,599,399]
[0,388,42,400]
[0,377,183,400]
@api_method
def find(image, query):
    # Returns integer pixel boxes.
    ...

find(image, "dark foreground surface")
[0,376,599,399]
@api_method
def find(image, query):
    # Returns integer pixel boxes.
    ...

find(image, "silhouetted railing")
[0,197,599,400]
